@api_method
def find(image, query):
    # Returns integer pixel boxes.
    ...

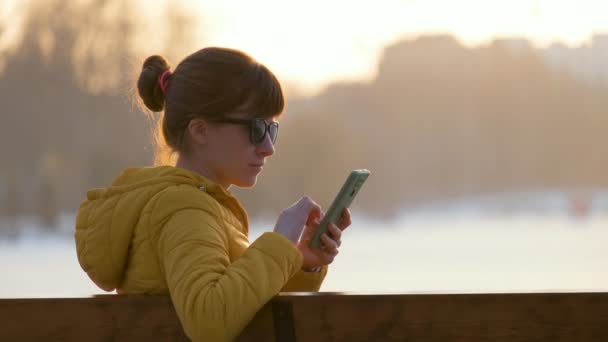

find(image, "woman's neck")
[175,154,229,190]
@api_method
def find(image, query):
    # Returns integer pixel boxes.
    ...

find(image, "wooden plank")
[0,295,189,341]
[236,302,275,341]
[280,292,608,341]
[1,292,608,341]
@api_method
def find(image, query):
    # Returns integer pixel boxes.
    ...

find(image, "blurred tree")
[1,3,607,223]
[0,0,200,226]
[238,36,608,219]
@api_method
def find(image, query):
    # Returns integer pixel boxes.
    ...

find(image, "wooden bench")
[2,292,608,341]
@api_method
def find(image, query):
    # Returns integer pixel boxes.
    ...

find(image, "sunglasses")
[214,117,279,145]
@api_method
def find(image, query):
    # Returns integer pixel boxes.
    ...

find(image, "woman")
[74,47,351,341]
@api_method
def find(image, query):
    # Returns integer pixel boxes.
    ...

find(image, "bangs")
[237,63,285,119]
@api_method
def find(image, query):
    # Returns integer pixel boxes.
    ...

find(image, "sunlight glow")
[183,0,608,94]
[0,0,32,72]
[2,0,608,94]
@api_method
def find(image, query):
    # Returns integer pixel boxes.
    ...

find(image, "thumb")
[306,208,323,227]
[301,219,320,242]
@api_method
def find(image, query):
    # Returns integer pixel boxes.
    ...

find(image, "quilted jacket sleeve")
[155,207,303,342]
[280,266,328,292]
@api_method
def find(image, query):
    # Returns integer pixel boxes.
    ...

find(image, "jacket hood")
[74,166,242,291]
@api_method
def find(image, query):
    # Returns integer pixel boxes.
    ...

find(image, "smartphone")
[309,169,371,249]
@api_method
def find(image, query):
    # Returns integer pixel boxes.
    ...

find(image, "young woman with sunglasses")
[74,47,351,341]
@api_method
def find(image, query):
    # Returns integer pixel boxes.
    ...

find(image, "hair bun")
[137,55,171,112]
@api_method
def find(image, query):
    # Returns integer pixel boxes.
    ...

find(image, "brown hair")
[137,47,285,165]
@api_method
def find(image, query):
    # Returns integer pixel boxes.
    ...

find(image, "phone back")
[310,169,370,248]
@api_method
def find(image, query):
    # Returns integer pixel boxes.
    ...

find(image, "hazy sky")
[163,0,608,94]
[2,0,608,94]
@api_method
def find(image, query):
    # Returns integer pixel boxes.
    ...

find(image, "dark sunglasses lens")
[268,123,278,143]
[251,120,267,143]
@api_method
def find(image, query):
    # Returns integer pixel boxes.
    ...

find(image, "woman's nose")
[256,132,275,157]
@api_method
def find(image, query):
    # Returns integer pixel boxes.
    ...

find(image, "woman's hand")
[273,196,322,244]
[297,208,352,271]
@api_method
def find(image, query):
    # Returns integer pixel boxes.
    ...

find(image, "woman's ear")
[187,118,209,146]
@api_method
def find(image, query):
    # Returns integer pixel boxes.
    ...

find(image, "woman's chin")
[235,176,258,188]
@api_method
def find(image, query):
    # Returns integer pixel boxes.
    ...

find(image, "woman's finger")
[338,208,352,230]
[321,233,339,254]
[329,224,342,246]
[305,207,323,226]
[293,196,321,224]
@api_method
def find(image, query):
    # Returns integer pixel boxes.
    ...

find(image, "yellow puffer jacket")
[75,166,327,341]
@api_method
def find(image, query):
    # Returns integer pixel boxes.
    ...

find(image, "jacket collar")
[172,166,250,233]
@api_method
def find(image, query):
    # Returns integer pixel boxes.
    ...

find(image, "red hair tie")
[158,69,171,93]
